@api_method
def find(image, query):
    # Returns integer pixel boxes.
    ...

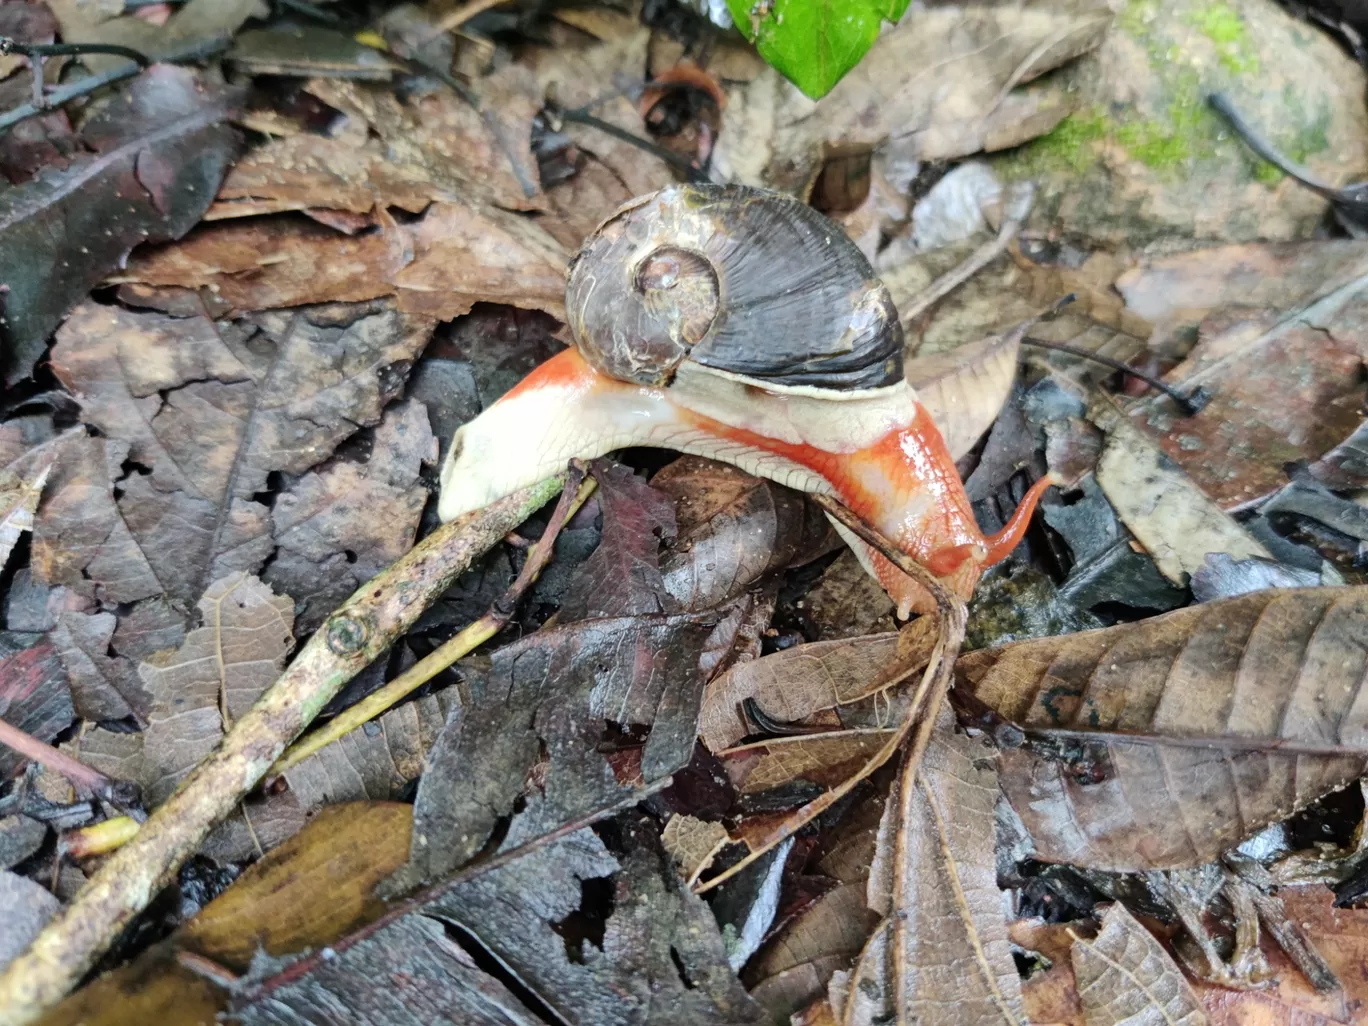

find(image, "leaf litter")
[3,0,1368,1023]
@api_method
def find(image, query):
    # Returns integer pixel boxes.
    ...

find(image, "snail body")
[438,184,1048,615]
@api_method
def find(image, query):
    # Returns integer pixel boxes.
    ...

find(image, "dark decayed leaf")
[560,461,678,621]
[0,66,242,383]
[49,610,147,722]
[37,300,432,630]
[264,401,435,631]
[0,814,46,871]
[957,586,1368,871]
[0,870,60,973]
[653,456,834,613]
[744,790,885,1020]
[238,819,762,1026]
[394,609,728,885]
[0,633,73,778]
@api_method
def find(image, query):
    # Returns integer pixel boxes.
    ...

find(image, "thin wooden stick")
[269,470,597,778]
[0,476,563,1026]
[0,719,138,809]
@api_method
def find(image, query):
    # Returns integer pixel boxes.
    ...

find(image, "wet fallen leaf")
[241,818,763,1025]
[392,608,728,885]
[0,66,241,383]
[956,586,1368,870]
[654,456,835,612]
[1127,283,1368,509]
[37,300,431,629]
[0,815,46,871]
[560,460,678,621]
[283,691,455,810]
[1072,903,1209,1026]
[700,618,936,751]
[1091,396,1272,583]
[0,634,72,779]
[834,714,1025,1026]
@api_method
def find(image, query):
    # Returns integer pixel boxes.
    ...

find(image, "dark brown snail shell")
[565,183,904,390]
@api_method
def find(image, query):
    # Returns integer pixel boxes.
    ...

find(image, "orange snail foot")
[879,473,1058,618]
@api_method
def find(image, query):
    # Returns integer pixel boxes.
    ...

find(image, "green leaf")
[725,0,908,99]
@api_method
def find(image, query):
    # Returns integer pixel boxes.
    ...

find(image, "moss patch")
[1187,2,1258,74]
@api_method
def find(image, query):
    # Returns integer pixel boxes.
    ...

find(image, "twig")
[269,469,597,778]
[0,476,564,1026]
[1021,336,1208,415]
[0,34,229,134]
[0,719,140,810]
[0,37,150,67]
[694,496,966,893]
[557,104,710,180]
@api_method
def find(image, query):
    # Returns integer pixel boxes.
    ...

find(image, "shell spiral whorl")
[565,183,905,391]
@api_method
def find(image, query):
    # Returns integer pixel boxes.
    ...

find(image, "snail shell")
[565,183,904,391]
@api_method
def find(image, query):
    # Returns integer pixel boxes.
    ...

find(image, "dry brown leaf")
[210,73,543,220]
[701,618,936,752]
[392,201,568,322]
[714,1,1111,193]
[1116,241,1368,328]
[72,574,304,861]
[837,714,1024,1026]
[957,586,1368,871]
[907,331,1023,462]
[137,573,293,801]
[662,813,731,885]
[1090,396,1271,584]
[1071,904,1209,1026]
[113,218,407,315]
[524,25,676,247]
[724,731,898,797]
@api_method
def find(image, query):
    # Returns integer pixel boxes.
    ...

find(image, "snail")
[437,183,1051,617]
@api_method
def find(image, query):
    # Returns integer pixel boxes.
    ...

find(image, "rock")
[994,0,1368,245]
